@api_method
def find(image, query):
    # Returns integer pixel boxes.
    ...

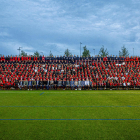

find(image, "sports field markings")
[0,105,140,108]
[40,92,44,95]
[1,91,140,94]
[30,93,140,95]
[0,119,140,121]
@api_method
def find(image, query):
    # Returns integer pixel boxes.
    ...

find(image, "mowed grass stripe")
[1,106,140,119]
[0,90,140,106]
[1,120,140,140]
[1,117,140,121]
[0,105,140,107]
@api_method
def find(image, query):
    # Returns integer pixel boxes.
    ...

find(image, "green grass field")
[0,90,140,140]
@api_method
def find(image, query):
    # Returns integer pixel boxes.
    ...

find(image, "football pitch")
[0,90,140,140]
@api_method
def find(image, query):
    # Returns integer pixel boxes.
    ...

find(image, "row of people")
[1,64,140,81]
[0,62,140,88]
[1,78,139,90]
[1,56,140,90]
[1,55,140,62]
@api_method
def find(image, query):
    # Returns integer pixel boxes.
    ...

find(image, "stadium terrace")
[0,55,140,90]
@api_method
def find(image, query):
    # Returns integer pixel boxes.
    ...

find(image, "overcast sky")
[0,0,140,57]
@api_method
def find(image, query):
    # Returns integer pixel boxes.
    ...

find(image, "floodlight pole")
[17,47,22,56]
[80,42,82,57]
[93,49,95,56]
[40,52,43,56]
[133,48,134,57]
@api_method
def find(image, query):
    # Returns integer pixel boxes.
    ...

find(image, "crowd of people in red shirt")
[0,55,140,90]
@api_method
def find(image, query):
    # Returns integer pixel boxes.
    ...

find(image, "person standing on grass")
[39,79,43,90]
[78,78,81,90]
[70,79,75,90]
[110,80,113,90]
[43,78,47,90]
[119,80,122,90]
[62,79,66,90]
[89,79,92,90]
[36,78,40,90]
[28,79,32,90]
[46,79,50,90]
[85,78,89,90]
[24,79,28,90]
[74,79,78,90]
[58,79,62,89]
[123,80,126,90]
[127,81,131,89]
[0,80,3,90]
[106,80,110,90]
[54,78,58,90]
[32,79,36,90]
[50,79,54,90]
[81,79,85,90]
[66,79,70,90]
[19,79,23,90]
[14,78,19,90]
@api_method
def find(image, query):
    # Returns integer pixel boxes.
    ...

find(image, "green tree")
[21,50,27,56]
[98,45,109,57]
[119,45,129,57]
[34,51,40,57]
[82,46,90,57]
[49,51,53,57]
[64,48,72,57]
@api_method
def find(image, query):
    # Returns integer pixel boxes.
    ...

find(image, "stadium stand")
[0,55,140,90]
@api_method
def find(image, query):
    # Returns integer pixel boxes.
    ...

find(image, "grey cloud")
[0,0,140,56]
